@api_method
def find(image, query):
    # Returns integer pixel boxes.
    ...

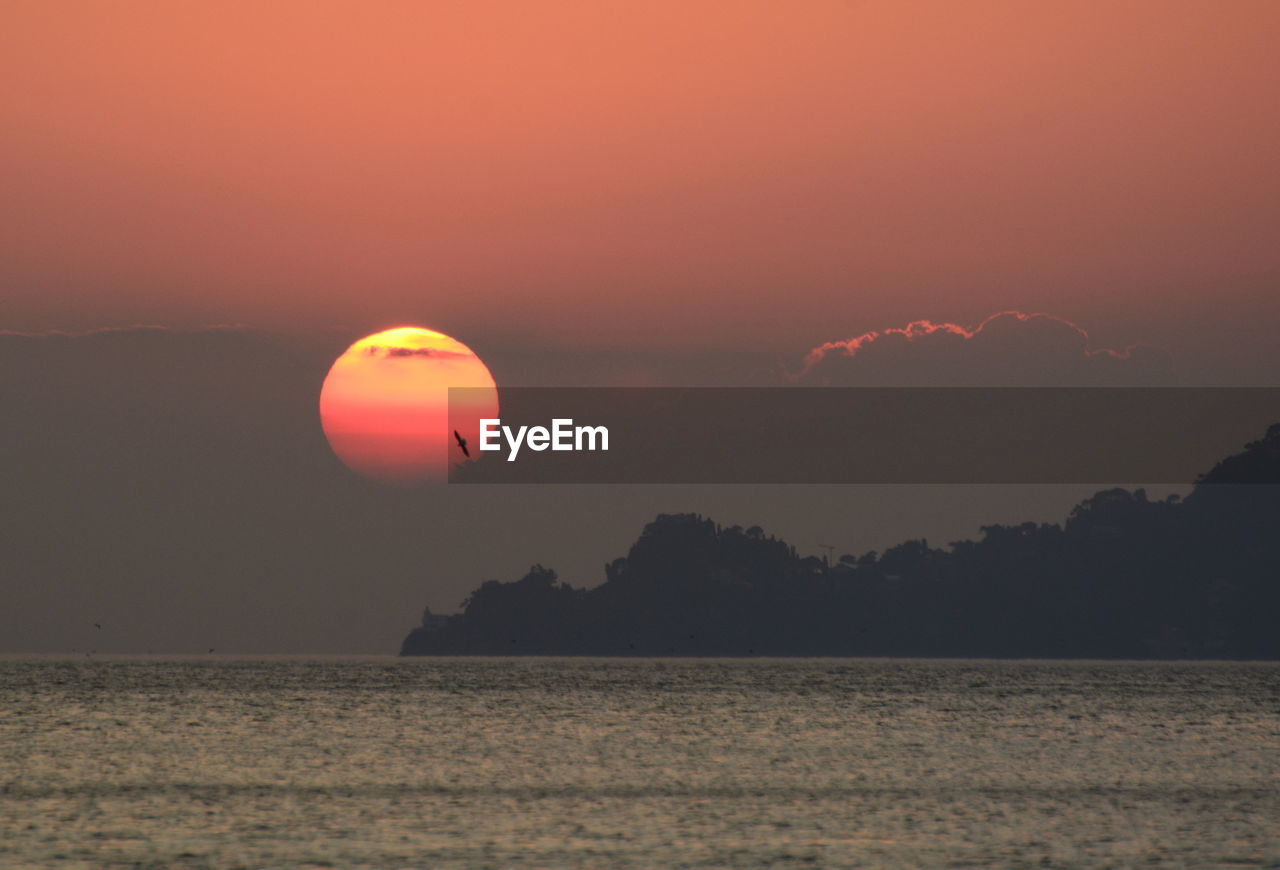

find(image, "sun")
[319,327,498,484]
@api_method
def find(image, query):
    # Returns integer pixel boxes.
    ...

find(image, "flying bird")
[93,623,102,630]
[453,430,470,458]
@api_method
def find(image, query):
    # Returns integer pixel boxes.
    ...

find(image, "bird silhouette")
[453,430,470,458]
[93,623,102,630]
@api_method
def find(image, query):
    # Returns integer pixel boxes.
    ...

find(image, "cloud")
[0,324,254,338]
[0,324,267,360]
[793,311,1175,386]
[363,345,472,360]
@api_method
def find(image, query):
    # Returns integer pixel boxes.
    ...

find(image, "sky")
[3,1,1278,349]
[3,1,1279,652]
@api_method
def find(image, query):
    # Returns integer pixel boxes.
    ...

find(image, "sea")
[1,656,1277,868]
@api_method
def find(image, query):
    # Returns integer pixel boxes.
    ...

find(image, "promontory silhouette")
[402,424,1280,659]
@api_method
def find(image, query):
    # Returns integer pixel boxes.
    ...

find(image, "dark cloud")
[361,345,474,360]
[0,327,842,653]
[0,321,1191,654]
[794,311,1175,386]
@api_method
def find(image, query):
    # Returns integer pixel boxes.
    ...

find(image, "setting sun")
[318,327,498,484]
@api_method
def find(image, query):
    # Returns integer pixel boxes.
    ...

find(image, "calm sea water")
[1,657,1277,868]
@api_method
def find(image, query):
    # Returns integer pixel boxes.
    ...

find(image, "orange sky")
[2,1,1277,351]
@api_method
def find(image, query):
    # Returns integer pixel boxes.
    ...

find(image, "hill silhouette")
[401,425,1280,659]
